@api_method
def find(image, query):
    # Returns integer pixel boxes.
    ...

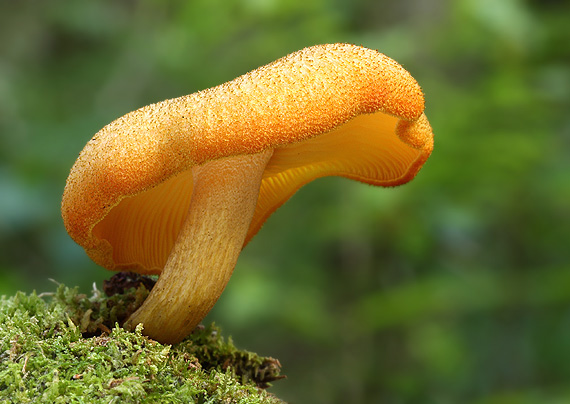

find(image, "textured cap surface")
[61,43,433,273]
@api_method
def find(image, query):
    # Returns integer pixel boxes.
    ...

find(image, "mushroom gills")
[91,169,194,273]
[248,110,432,244]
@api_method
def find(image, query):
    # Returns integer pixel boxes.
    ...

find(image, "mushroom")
[61,43,434,344]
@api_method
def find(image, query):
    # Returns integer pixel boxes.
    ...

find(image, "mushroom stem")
[125,149,273,344]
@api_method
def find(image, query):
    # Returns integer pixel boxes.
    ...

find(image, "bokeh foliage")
[1,0,569,403]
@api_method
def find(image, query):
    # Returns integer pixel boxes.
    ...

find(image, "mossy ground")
[0,277,285,403]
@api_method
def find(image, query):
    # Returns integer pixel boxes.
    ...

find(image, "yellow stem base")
[125,150,273,344]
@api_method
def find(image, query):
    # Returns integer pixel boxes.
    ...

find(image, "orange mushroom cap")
[62,43,432,277]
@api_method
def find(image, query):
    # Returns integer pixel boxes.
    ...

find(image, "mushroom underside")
[91,110,431,274]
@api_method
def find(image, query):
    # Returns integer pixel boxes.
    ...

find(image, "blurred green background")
[1,0,569,402]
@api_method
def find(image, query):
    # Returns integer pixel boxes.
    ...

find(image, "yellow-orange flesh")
[125,150,273,343]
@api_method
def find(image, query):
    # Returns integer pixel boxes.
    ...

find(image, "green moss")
[0,283,285,403]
